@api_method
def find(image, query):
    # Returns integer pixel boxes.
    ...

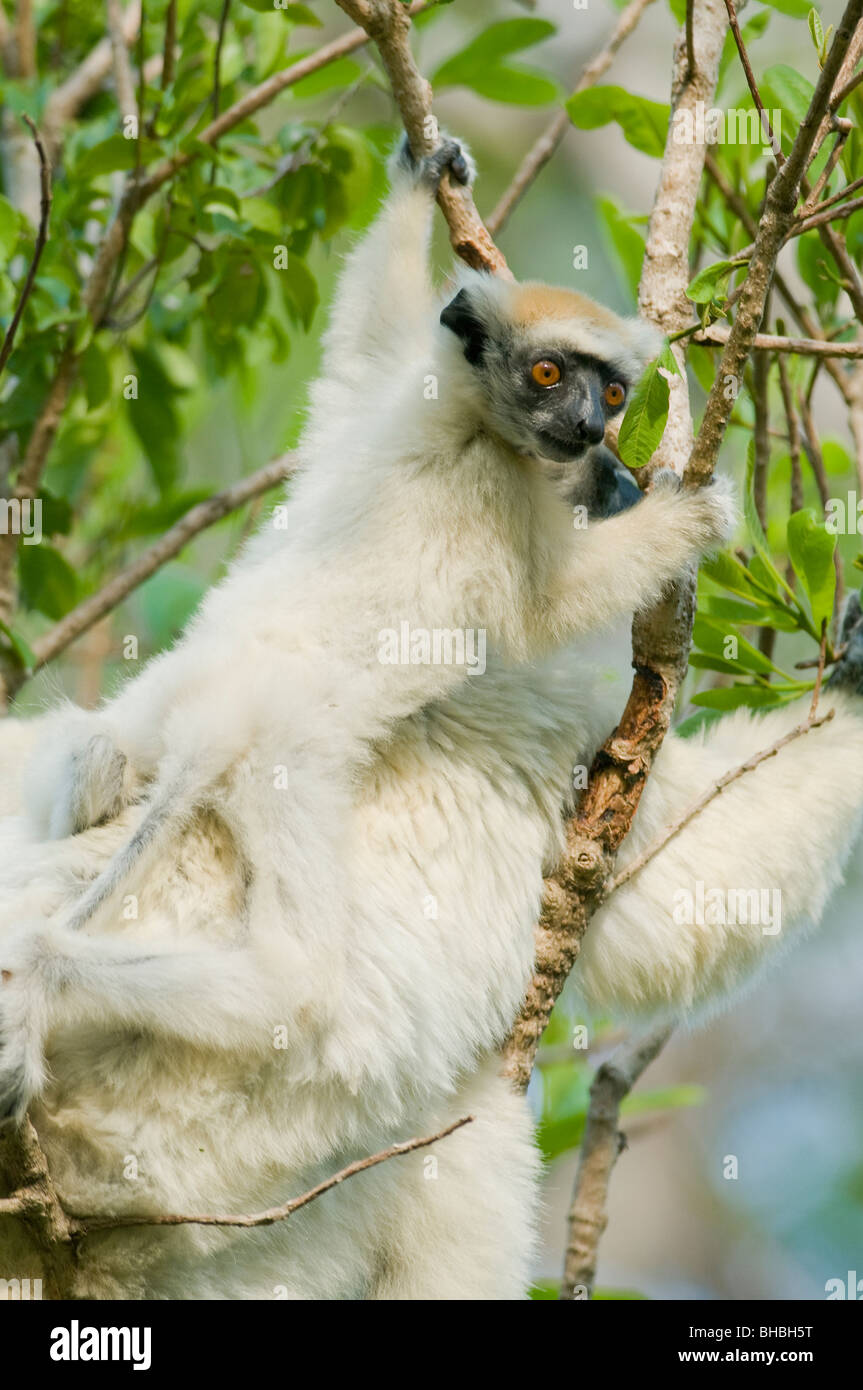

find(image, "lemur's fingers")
[393,131,476,192]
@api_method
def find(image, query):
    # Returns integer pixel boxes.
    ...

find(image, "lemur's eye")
[604,381,626,408]
[531,360,561,387]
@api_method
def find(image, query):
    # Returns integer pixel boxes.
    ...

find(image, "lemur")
[0,137,862,1300]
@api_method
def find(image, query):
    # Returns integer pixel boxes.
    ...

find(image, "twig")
[145,0,176,136]
[687,0,863,485]
[67,1116,474,1235]
[209,0,232,184]
[559,1025,672,1300]
[777,354,804,514]
[486,0,656,237]
[695,325,863,357]
[800,122,852,213]
[0,115,51,376]
[722,0,783,163]
[790,192,863,237]
[830,64,863,111]
[604,711,834,900]
[0,1117,79,1300]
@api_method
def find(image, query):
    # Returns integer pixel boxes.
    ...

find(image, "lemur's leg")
[316,135,474,388]
[575,603,863,1017]
[547,472,736,641]
[367,1064,539,1300]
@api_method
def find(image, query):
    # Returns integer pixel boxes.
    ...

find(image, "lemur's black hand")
[395,132,475,192]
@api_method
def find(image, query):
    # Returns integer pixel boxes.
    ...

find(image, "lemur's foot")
[830,591,863,694]
[393,131,476,192]
[27,718,130,840]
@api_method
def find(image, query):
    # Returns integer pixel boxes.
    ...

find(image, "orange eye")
[531,360,561,387]
[604,381,626,408]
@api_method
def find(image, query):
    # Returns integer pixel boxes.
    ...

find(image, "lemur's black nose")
[571,410,605,446]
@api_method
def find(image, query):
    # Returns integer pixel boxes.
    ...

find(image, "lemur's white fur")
[0,146,862,1300]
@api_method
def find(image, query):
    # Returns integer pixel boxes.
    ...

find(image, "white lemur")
[1,138,862,1300]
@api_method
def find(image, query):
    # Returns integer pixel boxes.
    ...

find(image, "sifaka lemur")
[0,138,862,1299]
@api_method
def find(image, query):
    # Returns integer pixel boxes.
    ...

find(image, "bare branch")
[67,1117,474,1235]
[486,0,656,237]
[0,115,51,377]
[722,0,782,163]
[696,325,863,357]
[6,454,297,694]
[0,1117,79,1300]
[560,1025,672,1300]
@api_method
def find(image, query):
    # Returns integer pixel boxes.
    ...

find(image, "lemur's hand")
[651,469,737,554]
[830,591,863,695]
[392,131,476,193]
[26,716,131,840]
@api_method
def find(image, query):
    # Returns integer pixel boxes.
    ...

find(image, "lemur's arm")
[545,472,736,640]
[576,605,863,1017]
[316,137,474,387]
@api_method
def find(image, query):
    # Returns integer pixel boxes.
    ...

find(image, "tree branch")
[696,325,863,357]
[5,454,296,698]
[0,115,51,377]
[559,1025,672,1299]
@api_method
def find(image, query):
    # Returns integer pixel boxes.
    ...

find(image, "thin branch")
[777,353,804,514]
[791,192,863,237]
[830,63,863,111]
[486,0,656,237]
[12,455,297,689]
[559,1025,673,1300]
[209,0,232,183]
[0,115,51,376]
[696,325,863,357]
[67,1117,474,1235]
[15,0,35,79]
[605,711,834,900]
[800,121,852,212]
[722,0,783,163]
[0,1117,79,1300]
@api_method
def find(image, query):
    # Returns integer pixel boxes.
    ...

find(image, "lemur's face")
[440,281,651,474]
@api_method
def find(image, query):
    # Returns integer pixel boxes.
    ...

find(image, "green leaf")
[675,707,728,739]
[787,508,837,630]
[0,619,36,672]
[808,8,824,53]
[595,195,645,301]
[757,0,812,15]
[762,64,816,133]
[692,615,780,675]
[617,343,677,469]
[433,22,559,106]
[566,86,669,158]
[77,135,158,179]
[691,685,792,710]
[685,258,745,305]
[700,594,798,630]
[281,257,318,330]
[0,196,20,265]
[18,542,79,620]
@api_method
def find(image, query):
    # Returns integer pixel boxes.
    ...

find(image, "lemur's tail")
[64,763,199,932]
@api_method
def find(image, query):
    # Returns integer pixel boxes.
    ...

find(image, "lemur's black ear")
[440,288,487,365]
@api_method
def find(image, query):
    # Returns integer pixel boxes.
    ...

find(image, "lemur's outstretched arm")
[316,136,473,388]
[576,604,863,1017]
